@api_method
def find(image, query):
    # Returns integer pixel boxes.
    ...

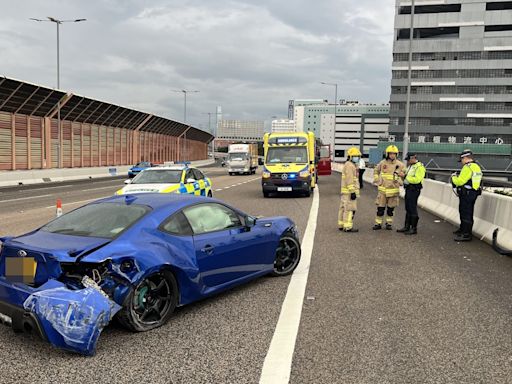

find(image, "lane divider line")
[259,187,320,384]
[0,194,53,203]
[45,197,107,209]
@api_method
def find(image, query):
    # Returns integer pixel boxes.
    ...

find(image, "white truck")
[227,143,259,175]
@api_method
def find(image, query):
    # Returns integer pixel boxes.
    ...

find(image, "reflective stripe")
[386,216,394,223]
[375,217,383,224]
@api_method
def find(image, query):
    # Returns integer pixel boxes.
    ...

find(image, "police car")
[117,165,213,197]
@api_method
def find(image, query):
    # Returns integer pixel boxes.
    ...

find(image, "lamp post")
[172,89,199,123]
[320,81,338,118]
[172,89,199,161]
[403,0,416,158]
[203,111,222,157]
[30,17,86,168]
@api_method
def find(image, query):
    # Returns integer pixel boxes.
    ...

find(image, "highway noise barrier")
[56,199,63,217]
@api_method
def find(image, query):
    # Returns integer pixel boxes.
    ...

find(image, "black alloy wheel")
[272,235,301,276]
[117,271,178,332]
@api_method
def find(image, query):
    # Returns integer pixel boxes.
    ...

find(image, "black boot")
[405,216,418,235]
[453,228,462,235]
[373,224,382,230]
[385,223,393,230]
[454,221,472,241]
[397,214,410,233]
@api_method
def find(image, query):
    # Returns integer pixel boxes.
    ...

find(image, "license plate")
[5,257,37,284]
[277,187,292,192]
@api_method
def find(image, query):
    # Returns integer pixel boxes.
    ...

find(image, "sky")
[0,0,396,131]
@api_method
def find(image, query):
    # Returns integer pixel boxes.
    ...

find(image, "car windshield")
[134,162,151,168]
[41,203,149,239]
[131,170,182,184]
[266,147,308,164]
[228,153,248,161]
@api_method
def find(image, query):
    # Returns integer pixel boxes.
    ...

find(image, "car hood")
[119,183,180,194]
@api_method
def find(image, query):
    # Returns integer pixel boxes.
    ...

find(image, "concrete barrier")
[332,162,512,250]
[0,159,215,187]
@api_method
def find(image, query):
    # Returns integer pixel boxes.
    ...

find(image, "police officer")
[373,145,405,230]
[451,149,482,242]
[338,147,360,232]
[397,153,425,235]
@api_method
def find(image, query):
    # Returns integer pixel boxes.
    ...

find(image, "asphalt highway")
[0,167,511,384]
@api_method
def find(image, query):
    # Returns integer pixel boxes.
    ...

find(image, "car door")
[184,169,200,195]
[192,169,207,196]
[183,203,266,287]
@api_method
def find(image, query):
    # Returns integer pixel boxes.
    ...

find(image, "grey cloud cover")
[0,0,395,130]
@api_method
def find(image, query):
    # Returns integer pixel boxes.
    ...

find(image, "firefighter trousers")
[338,194,357,230]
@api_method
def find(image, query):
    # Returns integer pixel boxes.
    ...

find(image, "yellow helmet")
[347,147,362,157]
[385,145,399,154]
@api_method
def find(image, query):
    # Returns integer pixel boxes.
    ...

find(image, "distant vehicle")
[118,165,213,197]
[262,131,317,198]
[0,193,301,355]
[128,161,153,178]
[227,143,258,175]
[317,144,332,176]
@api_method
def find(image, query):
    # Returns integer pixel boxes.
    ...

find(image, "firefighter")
[338,147,361,232]
[373,145,405,230]
[451,149,482,242]
[397,152,425,235]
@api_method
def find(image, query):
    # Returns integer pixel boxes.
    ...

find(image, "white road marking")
[81,185,119,192]
[44,197,108,209]
[0,194,52,203]
[259,187,320,384]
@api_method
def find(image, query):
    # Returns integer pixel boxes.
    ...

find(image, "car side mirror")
[246,216,257,228]
[186,178,196,184]
[124,179,132,184]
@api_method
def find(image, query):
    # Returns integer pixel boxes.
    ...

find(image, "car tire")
[271,233,301,276]
[263,191,270,198]
[117,270,178,332]
[229,172,233,176]
[304,189,311,197]
[207,191,213,198]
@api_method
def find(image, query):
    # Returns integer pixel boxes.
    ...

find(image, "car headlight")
[262,171,271,178]
[299,170,310,178]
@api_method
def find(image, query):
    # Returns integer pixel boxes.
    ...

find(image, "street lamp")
[403,0,416,158]
[202,111,222,156]
[320,81,339,117]
[172,89,199,123]
[172,89,199,161]
[30,16,87,168]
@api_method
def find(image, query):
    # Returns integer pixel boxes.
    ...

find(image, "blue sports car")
[128,161,153,178]
[0,194,301,355]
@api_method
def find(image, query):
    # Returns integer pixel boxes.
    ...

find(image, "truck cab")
[227,143,258,175]
[262,132,317,197]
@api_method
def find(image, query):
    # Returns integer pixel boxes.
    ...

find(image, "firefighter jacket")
[374,159,405,197]
[341,160,359,196]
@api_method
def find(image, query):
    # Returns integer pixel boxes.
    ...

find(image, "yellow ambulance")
[262,131,317,198]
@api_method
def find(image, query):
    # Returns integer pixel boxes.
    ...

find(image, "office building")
[271,119,297,133]
[216,119,264,141]
[390,0,512,169]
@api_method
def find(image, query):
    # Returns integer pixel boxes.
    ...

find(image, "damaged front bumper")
[0,276,120,355]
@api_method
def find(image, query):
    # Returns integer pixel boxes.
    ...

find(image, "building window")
[397,27,459,40]
[486,1,512,11]
[485,25,512,32]
[399,4,461,14]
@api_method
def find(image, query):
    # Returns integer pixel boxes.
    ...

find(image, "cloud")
[0,0,395,129]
